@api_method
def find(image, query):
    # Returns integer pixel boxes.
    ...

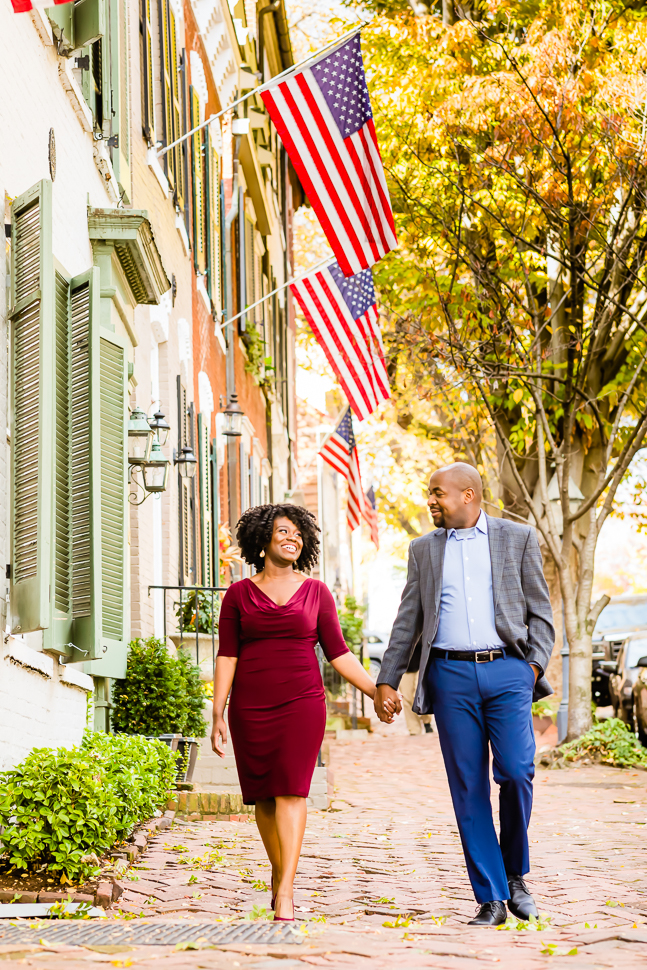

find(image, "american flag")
[319,407,366,531]
[12,0,70,11]
[291,260,389,421]
[365,486,379,549]
[261,32,397,278]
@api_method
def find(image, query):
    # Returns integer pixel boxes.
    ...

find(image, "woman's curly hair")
[236,504,320,573]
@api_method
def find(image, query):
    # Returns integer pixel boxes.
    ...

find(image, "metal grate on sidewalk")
[0,920,303,947]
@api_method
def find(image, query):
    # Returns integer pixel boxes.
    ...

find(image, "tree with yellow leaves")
[360,0,647,738]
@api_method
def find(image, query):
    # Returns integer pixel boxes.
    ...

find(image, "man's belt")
[429,647,506,663]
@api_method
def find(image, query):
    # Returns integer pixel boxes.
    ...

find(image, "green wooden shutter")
[204,129,220,307]
[210,436,220,585]
[198,414,213,586]
[99,333,128,662]
[68,268,103,661]
[140,0,155,142]
[159,0,185,207]
[177,378,196,586]
[191,88,205,274]
[42,270,74,654]
[9,180,55,634]
[110,0,131,202]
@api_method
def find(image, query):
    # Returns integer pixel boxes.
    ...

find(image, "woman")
[211,503,380,921]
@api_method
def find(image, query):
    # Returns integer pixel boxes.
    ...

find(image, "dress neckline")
[245,576,313,608]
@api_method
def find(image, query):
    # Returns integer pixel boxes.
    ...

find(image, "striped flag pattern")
[318,407,366,531]
[12,0,71,11]
[291,260,389,421]
[365,486,379,549]
[261,32,397,278]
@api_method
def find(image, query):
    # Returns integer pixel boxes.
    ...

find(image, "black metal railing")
[148,585,227,678]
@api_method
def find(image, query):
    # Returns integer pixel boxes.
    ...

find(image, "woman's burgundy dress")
[218,578,349,803]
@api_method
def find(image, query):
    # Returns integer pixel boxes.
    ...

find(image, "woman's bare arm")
[330,653,377,700]
[210,656,238,757]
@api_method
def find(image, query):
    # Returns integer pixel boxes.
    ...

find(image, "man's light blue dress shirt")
[432,510,506,652]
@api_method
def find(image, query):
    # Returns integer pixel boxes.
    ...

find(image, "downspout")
[225,134,242,539]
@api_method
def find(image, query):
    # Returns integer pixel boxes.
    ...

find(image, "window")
[51,0,132,202]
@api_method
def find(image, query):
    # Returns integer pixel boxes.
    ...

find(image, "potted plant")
[170,588,220,683]
[111,637,207,784]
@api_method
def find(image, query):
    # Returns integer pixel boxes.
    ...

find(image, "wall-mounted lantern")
[142,437,171,493]
[174,444,198,479]
[127,405,154,463]
[222,393,244,437]
[148,409,171,447]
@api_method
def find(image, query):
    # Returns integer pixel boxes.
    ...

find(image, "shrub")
[176,650,208,739]
[550,717,647,768]
[338,595,365,657]
[0,733,175,883]
[111,636,206,738]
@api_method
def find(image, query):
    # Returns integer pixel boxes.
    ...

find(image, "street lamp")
[222,393,244,437]
[127,405,154,464]
[148,409,171,447]
[142,437,171,492]
[174,444,198,478]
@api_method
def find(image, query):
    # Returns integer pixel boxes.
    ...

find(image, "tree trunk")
[567,633,593,740]
[541,553,563,699]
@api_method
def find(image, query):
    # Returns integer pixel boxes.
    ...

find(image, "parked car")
[631,656,647,747]
[365,631,389,680]
[592,594,647,706]
[608,633,647,726]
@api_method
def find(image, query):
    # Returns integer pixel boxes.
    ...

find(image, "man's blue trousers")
[426,653,536,903]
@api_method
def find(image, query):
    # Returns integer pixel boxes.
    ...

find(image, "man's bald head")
[427,462,483,530]
[436,462,483,499]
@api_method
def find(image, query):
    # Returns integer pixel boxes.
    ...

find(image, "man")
[400,641,434,736]
[375,463,553,926]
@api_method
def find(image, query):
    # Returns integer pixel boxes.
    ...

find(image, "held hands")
[374,684,402,724]
[211,715,228,758]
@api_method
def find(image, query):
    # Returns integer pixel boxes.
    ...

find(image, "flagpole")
[216,255,335,334]
[157,23,368,159]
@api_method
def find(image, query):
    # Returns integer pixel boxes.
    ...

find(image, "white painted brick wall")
[0,639,92,771]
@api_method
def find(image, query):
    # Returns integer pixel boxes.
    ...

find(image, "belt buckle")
[475,651,491,663]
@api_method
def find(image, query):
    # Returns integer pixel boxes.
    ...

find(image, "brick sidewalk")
[4,729,647,969]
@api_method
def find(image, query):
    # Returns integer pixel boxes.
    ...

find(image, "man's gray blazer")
[376,514,555,714]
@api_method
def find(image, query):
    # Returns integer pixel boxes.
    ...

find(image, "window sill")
[57,58,93,134]
[146,147,170,197]
[175,212,190,257]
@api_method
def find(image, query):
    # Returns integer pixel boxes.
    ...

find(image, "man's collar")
[447,509,487,538]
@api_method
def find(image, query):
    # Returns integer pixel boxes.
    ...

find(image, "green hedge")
[111,636,207,738]
[0,732,176,884]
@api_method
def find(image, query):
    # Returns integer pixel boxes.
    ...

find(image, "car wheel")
[634,700,647,747]
[368,659,381,681]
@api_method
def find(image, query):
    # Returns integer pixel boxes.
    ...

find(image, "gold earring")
[260,549,265,558]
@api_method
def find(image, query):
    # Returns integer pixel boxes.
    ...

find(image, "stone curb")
[0,810,176,912]
[166,790,255,820]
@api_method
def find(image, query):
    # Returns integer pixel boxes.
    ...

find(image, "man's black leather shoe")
[507,875,538,920]
[467,901,507,926]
